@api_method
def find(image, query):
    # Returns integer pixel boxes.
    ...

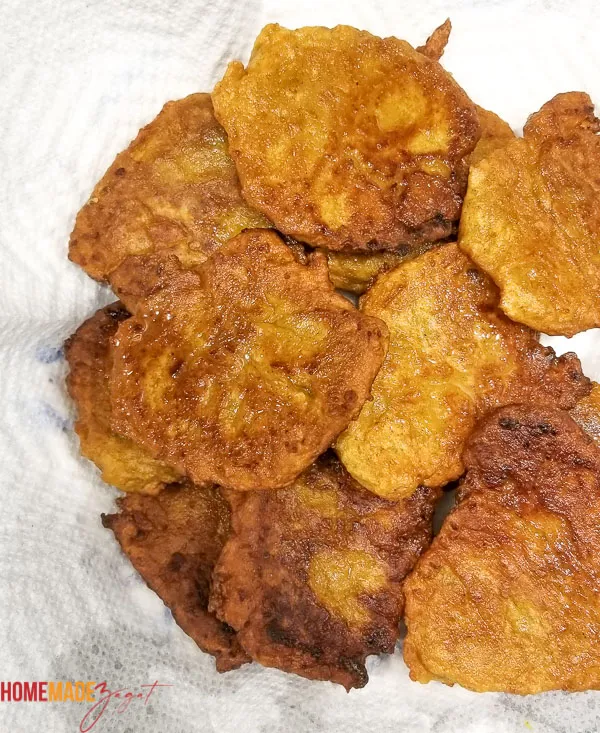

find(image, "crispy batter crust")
[404,405,600,693]
[210,454,437,689]
[110,230,388,491]
[323,242,438,295]
[336,244,590,500]
[416,19,451,61]
[109,253,201,314]
[65,303,178,493]
[321,106,512,294]
[468,105,515,167]
[69,93,269,283]
[212,24,480,251]
[459,92,600,336]
[571,382,600,446]
[102,483,249,671]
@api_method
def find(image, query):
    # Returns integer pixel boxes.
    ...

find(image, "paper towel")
[1,0,600,730]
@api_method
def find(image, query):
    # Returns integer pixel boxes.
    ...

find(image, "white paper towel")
[1,0,600,730]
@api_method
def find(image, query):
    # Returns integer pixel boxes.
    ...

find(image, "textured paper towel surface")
[1,0,600,731]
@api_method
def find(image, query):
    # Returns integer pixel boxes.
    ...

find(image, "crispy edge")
[102,483,249,672]
[468,105,515,167]
[64,302,179,494]
[416,19,451,61]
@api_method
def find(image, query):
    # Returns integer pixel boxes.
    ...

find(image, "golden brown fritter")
[459,92,600,336]
[571,382,600,445]
[336,244,590,500]
[102,482,249,671]
[210,454,437,689]
[468,105,515,167]
[416,19,451,61]
[69,93,269,283]
[404,405,600,693]
[65,303,178,494]
[212,24,480,252]
[110,230,388,491]
[323,243,437,295]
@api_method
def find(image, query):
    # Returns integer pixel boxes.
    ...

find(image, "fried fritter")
[102,482,249,671]
[323,243,436,295]
[459,92,600,336]
[468,106,515,167]
[404,405,600,693]
[209,454,437,689]
[335,244,590,500]
[212,24,480,252]
[69,93,269,283]
[110,229,388,491]
[65,303,178,494]
[571,382,600,446]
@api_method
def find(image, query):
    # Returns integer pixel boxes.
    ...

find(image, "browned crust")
[69,93,269,283]
[336,243,590,500]
[109,229,388,491]
[64,303,179,493]
[416,19,452,61]
[459,92,600,336]
[404,405,600,693]
[210,454,437,689]
[102,483,249,671]
[212,24,480,252]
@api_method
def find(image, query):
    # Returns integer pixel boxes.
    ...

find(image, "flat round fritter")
[69,93,269,283]
[65,303,178,494]
[209,454,437,689]
[110,230,388,491]
[102,482,249,671]
[335,244,590,500]
[404,405,600,693]
[212,24,480,252]
[459,92,600,336]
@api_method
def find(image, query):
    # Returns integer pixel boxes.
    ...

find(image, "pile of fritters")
[66,20,600,693]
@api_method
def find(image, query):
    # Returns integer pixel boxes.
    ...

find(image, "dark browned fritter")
[210,454,437,689]
[102,482,249,671]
